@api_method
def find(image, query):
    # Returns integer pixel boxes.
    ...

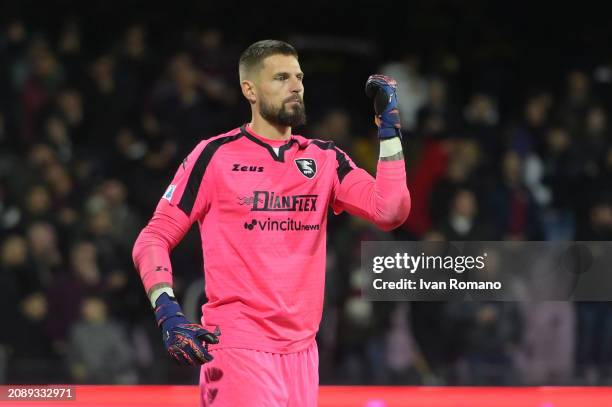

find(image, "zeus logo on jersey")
[250,191,318,212]
[295,158,317,179]
[232,163,264,172]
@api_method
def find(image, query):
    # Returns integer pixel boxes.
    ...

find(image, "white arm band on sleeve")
[150,286,176,307]
[379,137,403,158]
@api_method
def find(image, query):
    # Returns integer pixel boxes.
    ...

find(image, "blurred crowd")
[1,16,612,387]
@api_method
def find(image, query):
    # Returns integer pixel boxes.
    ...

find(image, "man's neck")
[249,114,291,141]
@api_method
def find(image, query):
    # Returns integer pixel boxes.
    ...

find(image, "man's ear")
[241,80,257,105]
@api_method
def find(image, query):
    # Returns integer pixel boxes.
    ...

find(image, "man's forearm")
[132,228,175,306]
[132,202,191,308]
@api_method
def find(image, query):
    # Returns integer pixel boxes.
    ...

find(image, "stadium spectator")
[68,296,136,383]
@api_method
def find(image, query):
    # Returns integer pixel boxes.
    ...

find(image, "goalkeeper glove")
[365,74,402,139]
[154,292,219,365]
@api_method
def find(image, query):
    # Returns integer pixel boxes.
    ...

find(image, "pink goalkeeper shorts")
[200,340,319,407]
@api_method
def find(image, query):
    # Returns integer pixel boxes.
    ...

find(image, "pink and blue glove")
[154,293,219,365]
[365,74,402,139]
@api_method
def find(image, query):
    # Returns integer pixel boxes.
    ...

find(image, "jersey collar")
[240,124,297,162]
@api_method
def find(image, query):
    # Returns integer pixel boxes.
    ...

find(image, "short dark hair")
[239,40,298,81]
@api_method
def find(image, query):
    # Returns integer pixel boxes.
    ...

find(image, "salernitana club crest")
[295,158,317,179]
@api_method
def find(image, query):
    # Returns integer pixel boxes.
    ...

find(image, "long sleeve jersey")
[132,124,411,353]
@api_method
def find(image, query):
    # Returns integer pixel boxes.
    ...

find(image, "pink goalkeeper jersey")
[133,124,411,353]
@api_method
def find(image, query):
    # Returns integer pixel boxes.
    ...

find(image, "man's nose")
[290,77,303,94]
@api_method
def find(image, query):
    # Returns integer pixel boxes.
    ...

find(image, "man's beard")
[260,96,307,128]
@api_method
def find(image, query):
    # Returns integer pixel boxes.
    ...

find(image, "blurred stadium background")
[1,0,612,396]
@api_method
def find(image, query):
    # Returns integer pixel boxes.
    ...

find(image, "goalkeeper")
[132,39,411,406]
